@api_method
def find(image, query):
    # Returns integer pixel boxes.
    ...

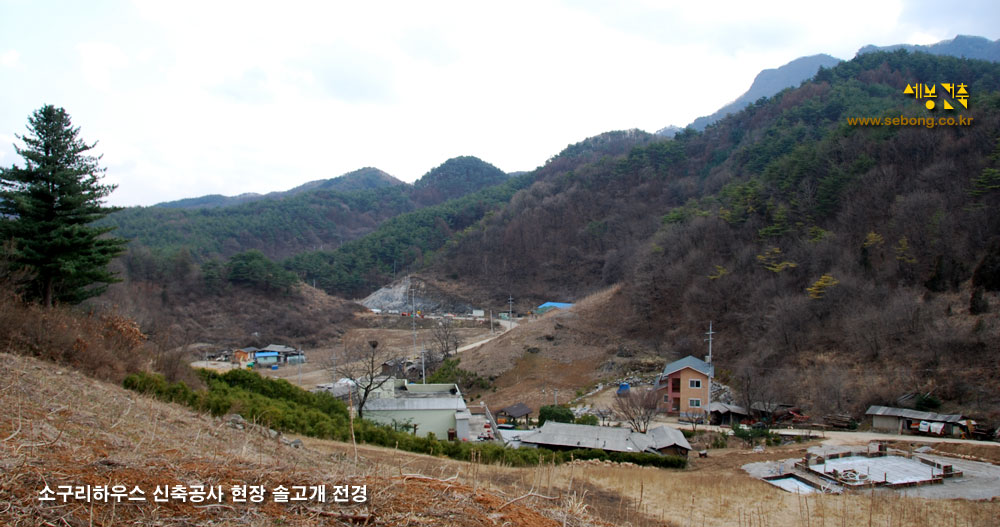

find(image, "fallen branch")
[1,418,21,442]
[400,471,459,483]
[15,429,62,454]
[193,503,237,511]
[499,491,558,510]
[109,401,132,429]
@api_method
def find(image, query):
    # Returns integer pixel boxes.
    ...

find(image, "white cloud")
[0,0,995,206]
[0,136,13,162]
[1,49,19,68]
[77,42,129,92]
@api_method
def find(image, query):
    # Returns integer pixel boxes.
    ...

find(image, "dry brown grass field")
[0,352,602,527]
[3,351,998,526]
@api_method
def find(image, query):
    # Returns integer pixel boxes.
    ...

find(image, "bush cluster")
[0,288,150,382]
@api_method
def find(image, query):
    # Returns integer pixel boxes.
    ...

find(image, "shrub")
[539,405,574,426]
[124,369,688,471]
[732,424,778,447]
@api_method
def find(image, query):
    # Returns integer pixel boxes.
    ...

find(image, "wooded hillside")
[102,157,509,261]
[432,51,1000,415]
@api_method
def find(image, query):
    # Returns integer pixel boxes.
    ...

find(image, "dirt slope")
[0,352,601,526]
[460,286,670,412]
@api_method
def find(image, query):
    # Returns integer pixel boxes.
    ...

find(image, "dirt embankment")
[458,286,669,413]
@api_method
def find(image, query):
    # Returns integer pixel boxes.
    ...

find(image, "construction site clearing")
[744,442,1000,499]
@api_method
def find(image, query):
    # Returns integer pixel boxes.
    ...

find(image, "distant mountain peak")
[283,167,404,196]
[857,35,1000,62]
[684,53,843,131]
[655,125,683,138]
[153,167,402,209]
[410,156,509,205]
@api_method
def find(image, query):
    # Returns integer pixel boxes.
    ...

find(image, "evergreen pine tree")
[0,105,127,306]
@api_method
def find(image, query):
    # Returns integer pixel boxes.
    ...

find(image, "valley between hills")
[4,37,1000,527]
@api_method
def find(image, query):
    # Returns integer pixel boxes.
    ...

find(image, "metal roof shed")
[498,403,533,420]
[517,422,692,456]
[865,405,965,435]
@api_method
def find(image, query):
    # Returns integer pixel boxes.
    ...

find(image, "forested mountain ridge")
[858,34,1000,62]
[429,50,1000,415]
[668,35,1000,136]
[153,168,404,209]
[102,157,508,261]
[278,167,405,198]
[280,130,658,298]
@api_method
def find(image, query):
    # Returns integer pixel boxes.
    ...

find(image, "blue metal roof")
[255,351,280,357]
[537,302,574,310]
[661,355,714,377]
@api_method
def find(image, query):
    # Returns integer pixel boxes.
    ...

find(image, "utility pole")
[704,321,715,418]
[554,389,558,406]
[705,321,714,364]
[489,310,493,334]
[508,295,513,323]
[410,281,419,382]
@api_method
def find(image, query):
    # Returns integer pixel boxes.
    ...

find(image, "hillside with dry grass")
[458,286,664,411]
[4,350,999,527]
[0,352,608,527]
[1,285,999,526]
[93,277,366,351]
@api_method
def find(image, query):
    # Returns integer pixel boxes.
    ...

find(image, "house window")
[689,379,702,389]
[663,395,670,403]
[689,399,701,408]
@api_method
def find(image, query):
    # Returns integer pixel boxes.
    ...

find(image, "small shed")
[497,403,533,425]
[709,402,749,426]
[865,405,965,436]
[232,347,259,365]
[255,351,280,366]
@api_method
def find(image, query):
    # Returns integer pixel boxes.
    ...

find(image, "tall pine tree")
[0,105,127,306]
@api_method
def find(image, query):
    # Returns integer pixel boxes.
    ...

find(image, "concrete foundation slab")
[817,455,938,485]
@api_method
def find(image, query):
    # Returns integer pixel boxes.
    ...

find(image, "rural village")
[188,285,1000,507]
[2,8,1000,525]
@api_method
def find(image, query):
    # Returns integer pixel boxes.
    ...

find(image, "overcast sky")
[1,1,998,207]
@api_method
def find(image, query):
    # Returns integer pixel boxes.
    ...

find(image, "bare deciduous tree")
[611,387,659,433]
[334,336,400,419]
[734,363,785,426]
[431,318,462,359]
[685,408,707,433]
